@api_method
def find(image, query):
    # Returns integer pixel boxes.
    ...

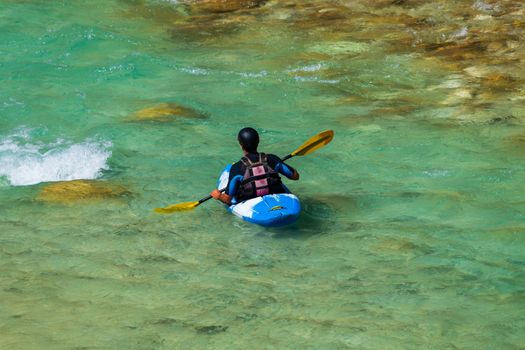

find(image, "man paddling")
[210,127,300,205]
[154,129,332,214]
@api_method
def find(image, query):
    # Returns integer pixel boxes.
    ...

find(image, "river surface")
[1,1,524,349]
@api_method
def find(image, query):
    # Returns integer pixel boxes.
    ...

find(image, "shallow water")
[1,0,524,348]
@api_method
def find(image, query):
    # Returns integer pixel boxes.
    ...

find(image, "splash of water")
[0,128,112,186]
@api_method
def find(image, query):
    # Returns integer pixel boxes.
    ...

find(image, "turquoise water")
[1,0,525,348]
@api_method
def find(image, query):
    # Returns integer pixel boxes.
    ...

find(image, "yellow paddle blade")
[291,130,334,157]
[154,201,200,214]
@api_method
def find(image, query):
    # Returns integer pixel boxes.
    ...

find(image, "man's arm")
[270,154,300,180]
[210,163,243,205]
[210,189,232,205]
[289,168,300,180]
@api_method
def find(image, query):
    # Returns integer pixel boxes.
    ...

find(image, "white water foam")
[0,129,112,186]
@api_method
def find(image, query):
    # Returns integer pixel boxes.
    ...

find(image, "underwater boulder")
[374,237,421,253]
[37,180,130,203]
[187,0,267,13]
[503,133,525,151]
[122,0,189,26]
[373,105,418,116]
[335,95,368,105]
[464,66,518,92]
[289,3,356,31]
[312,5,355,21]
[424,40,488,61]
[464,65,492,78]
[487,115,517,125]
[132,103,207,122]
[482,73,517,92]
[307,41,371,56]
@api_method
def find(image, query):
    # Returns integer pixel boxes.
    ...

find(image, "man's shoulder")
[229,159,244,176]
[264,153,282,164]
[232,153,281,167]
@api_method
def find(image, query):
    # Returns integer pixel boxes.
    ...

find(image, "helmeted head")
[237,127,259,153]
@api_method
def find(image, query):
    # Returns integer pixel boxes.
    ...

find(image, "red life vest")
[237,153,281,201]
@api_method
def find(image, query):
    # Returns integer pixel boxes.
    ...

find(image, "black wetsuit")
[225,152,296,202]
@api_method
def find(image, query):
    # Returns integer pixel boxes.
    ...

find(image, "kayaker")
[211,127,299,205]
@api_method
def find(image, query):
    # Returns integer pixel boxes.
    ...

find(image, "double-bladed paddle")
[154,130,334,214]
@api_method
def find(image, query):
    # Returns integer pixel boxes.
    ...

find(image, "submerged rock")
[124,0,264,42]
[132,103,207,122]
[464,65,492,78]
[440,88,474,105]
[487,115,517,125]
[308,41,371,55]
[482,73,517,91]
[175,9,264,40]
[194,324,228,334]
[423,40,488,61]
[489,225,525,237]
[503,134,525,152]
[187,0,267,13]
[37,180,130,203]
[373,105,419,115]
[374,236,433,255]
[122,0,187,26]
[335,95,368,105]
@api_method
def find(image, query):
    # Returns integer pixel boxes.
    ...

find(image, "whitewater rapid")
[0,128,112,186]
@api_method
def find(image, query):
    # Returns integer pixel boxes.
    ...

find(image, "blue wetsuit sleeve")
[275,162,294,178]
[225,161,244,197]
[227,175,243,197]
[268,154,296,179]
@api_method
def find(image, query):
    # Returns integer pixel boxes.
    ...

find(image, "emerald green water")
[1,1,524,348]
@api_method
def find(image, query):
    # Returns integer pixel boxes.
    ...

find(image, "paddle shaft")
[198,193,214,204]
[198,187,227,205]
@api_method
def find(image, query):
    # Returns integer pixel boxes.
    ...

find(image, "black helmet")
[237,127,259,152]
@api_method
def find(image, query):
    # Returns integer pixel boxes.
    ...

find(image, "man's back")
[226,152,296,202]
[210,127,299,205]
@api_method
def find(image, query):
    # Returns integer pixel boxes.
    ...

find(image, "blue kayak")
[217,164,301,227]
